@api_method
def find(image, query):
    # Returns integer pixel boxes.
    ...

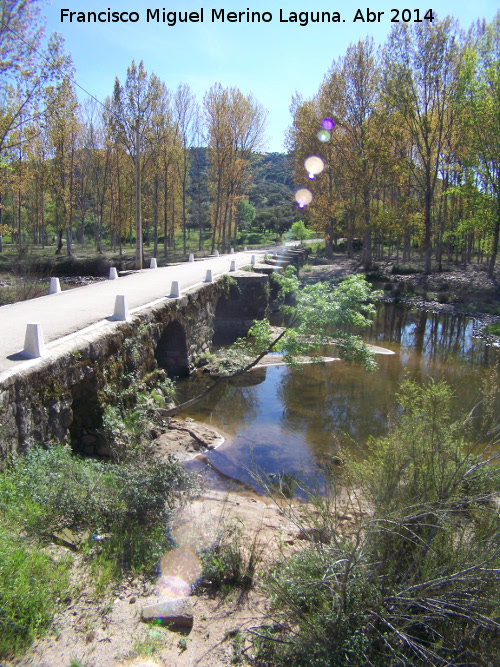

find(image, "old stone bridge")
[0,265,273,457]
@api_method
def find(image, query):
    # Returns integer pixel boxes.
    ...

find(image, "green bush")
[199,518,264,593]
[391,263,421,275]
[0,445,197,571]
[258,378,500,666]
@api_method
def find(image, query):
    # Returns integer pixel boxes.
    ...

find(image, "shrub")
[391,263,421,275]
[257,378,500,666]
[199,517,264,592]
[0,445,198,572]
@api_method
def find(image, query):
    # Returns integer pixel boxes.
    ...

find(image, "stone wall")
[0,271,268,457]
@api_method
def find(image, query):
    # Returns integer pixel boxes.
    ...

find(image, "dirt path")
[16,488,296,667]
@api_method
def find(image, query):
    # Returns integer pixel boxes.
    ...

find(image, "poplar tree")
[461,12,500,276]
[384,17,462,274]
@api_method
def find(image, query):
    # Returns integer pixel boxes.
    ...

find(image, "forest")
[1,1,499,276]
[289,12,500,275]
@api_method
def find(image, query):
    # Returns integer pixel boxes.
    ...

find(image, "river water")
[178,304,499,492]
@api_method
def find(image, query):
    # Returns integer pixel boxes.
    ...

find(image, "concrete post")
[23,323,46,358]
[215,250,219,257]
[244,246,248,251]
[230,247,235,254]
[170,281,180,298]
[113,295,129,321]
[150,258,157,269]
[188,253,194,262]
[109,267,118,280]
[229,260,236,272]
[251,255,256,265]
[49,277,61,294]
[205,269,213,283]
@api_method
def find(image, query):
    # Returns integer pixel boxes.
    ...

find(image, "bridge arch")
[155,321,189,377]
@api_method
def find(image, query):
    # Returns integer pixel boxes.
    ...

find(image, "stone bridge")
[0,271,269,457]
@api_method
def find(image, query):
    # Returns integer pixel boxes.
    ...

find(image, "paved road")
[0,250,266,375]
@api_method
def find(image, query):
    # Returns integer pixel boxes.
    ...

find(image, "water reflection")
[181,305,499,491]
[369,305,493,367]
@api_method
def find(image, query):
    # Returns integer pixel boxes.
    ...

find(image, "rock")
[129,596,137,604]
[141,598,194,630]
[297,528,331,544]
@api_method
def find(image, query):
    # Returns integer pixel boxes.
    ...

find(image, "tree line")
[3,1,499,275]
[288,12,500,275]
[0,0,271,259]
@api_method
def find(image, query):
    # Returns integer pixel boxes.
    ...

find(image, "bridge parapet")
[0,271,269,457]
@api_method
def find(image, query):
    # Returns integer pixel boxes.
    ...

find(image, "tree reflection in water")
[182,305,499,491]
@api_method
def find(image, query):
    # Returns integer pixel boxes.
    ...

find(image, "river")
[177,304,500,492]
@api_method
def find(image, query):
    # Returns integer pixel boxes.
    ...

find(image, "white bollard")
[215,250,219,257]
[230,247,235,254]
[112,295,129,321]
[48,277,61,294]
[150,257,157,269]
[23,322,46,358]
[109,267,118,280]
[251,255,256,265]
[188,253,194,262]
[244,246,248,251]
[205,269,213,283]
[229,260,236,272]
[170,281,180,298]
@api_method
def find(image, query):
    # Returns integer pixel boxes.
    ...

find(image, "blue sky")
[44,0,499,152]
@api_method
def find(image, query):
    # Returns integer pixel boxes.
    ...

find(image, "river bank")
[301,255,500,341]
[7,255,500,666]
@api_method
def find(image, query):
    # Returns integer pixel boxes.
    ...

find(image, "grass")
[198,513,264,595]
[0,444,198,660]
[133,625,167,657]
[0,527,72,658]
[0,228,275,275]
[485,322,500,336]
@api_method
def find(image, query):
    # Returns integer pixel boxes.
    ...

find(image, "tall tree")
[0,0,69,251]
[288,40,386,263]
[45,78,81,256]
[203,83,267,253]
[384,16,462,273]
[107,60,160,268]
[460,13,500,276]
[174,84,197,254]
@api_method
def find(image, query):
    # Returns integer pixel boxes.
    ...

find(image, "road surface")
[0,250,266,375]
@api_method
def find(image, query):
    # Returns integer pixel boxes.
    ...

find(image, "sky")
[43,0,499,152]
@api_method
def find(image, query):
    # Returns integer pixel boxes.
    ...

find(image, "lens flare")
[322,118,335,130]
[317,130,330,143]
[157,575,191,599]
[295,188,313,208]
[158,547,203,599]
[304,156,324,180]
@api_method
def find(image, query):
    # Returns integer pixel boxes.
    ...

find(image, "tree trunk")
[325,219,334,259]
[424,171,432,275]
